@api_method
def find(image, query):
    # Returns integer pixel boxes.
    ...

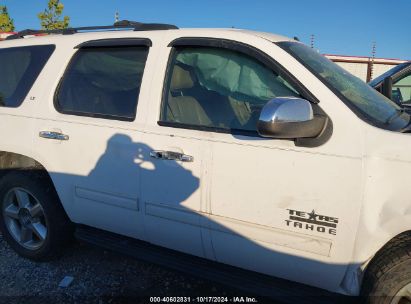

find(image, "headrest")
[170,65,195,91]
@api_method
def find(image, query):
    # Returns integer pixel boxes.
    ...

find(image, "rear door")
[33,38,154,239]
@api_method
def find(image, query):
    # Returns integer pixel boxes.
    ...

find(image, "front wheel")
[361,233,411,304]
[0,170,73,261]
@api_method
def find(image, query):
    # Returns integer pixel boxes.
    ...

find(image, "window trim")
[158,37,321,136]
[54,42,151,122]
[158,121,260,137]
[75,38,152,49]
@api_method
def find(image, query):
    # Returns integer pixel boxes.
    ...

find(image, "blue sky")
[1,0,409,59]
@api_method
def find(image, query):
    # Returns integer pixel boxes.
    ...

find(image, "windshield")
[278,41,410,131]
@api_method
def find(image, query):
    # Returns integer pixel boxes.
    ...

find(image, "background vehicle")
[369,61,411,107]
[0,32,16,40]
[0,21,411,304]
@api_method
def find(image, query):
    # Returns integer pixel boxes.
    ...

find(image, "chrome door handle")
[150,150,193,162]
[39,131,69,141]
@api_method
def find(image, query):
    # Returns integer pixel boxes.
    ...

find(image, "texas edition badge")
[285,209,339,235]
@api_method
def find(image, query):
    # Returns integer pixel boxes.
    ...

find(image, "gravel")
[0,234,270,304]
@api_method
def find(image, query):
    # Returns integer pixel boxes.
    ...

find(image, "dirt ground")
[0,234,274,304]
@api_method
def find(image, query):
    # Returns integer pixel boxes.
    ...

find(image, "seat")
[166,65,212,126]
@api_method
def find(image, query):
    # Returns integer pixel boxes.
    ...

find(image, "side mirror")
[257,97,326,139]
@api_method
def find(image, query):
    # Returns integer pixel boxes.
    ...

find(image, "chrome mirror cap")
[257,97,325,139]
[259,97,313,123]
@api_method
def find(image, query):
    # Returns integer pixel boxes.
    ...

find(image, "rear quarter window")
[0,45,55,107]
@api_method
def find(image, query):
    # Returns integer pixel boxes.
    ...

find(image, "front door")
[156,39,363,292]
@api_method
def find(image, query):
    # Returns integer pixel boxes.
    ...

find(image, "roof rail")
[6,20,178,40]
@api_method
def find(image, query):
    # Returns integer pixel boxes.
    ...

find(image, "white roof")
[229,29,294,42]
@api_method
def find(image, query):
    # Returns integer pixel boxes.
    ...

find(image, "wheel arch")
[359,230,411,296]
[340,227,411,295]
[0,150,69,218]
[364,229,411,266]
[0,150,50,176]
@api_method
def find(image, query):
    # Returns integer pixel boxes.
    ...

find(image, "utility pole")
[310,34,315,49]
[367,41,377,82]
[115,11,119,23]
[371,41,376,78]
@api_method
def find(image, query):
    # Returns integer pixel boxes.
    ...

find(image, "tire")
[361,232,411,304]
[0,169,73,261]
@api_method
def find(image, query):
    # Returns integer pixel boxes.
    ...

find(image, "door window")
[55,46,149,121]
[393,73,411,105]
[0,45,55,107]
[161,47,302,132]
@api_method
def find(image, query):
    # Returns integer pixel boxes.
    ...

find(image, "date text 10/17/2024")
[150,297,258,303]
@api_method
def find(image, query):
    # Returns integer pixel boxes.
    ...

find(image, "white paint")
[0,28,410,297]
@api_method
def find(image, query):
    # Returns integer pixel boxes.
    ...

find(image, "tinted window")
[56,46,148,121]
[161,47,301,132]
[0,45,55,107]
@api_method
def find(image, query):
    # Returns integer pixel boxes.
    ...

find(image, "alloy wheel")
[2,187,48,250]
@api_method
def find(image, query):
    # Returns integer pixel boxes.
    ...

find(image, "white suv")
[0,21,410,303]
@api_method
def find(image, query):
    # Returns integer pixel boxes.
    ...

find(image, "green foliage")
[38,0,70,30]
[0,6,15,32]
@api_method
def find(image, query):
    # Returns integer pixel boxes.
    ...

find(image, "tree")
[0,6,15,32]
[38,0,70,30]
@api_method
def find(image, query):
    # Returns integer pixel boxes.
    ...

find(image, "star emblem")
[308,209,317,220]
